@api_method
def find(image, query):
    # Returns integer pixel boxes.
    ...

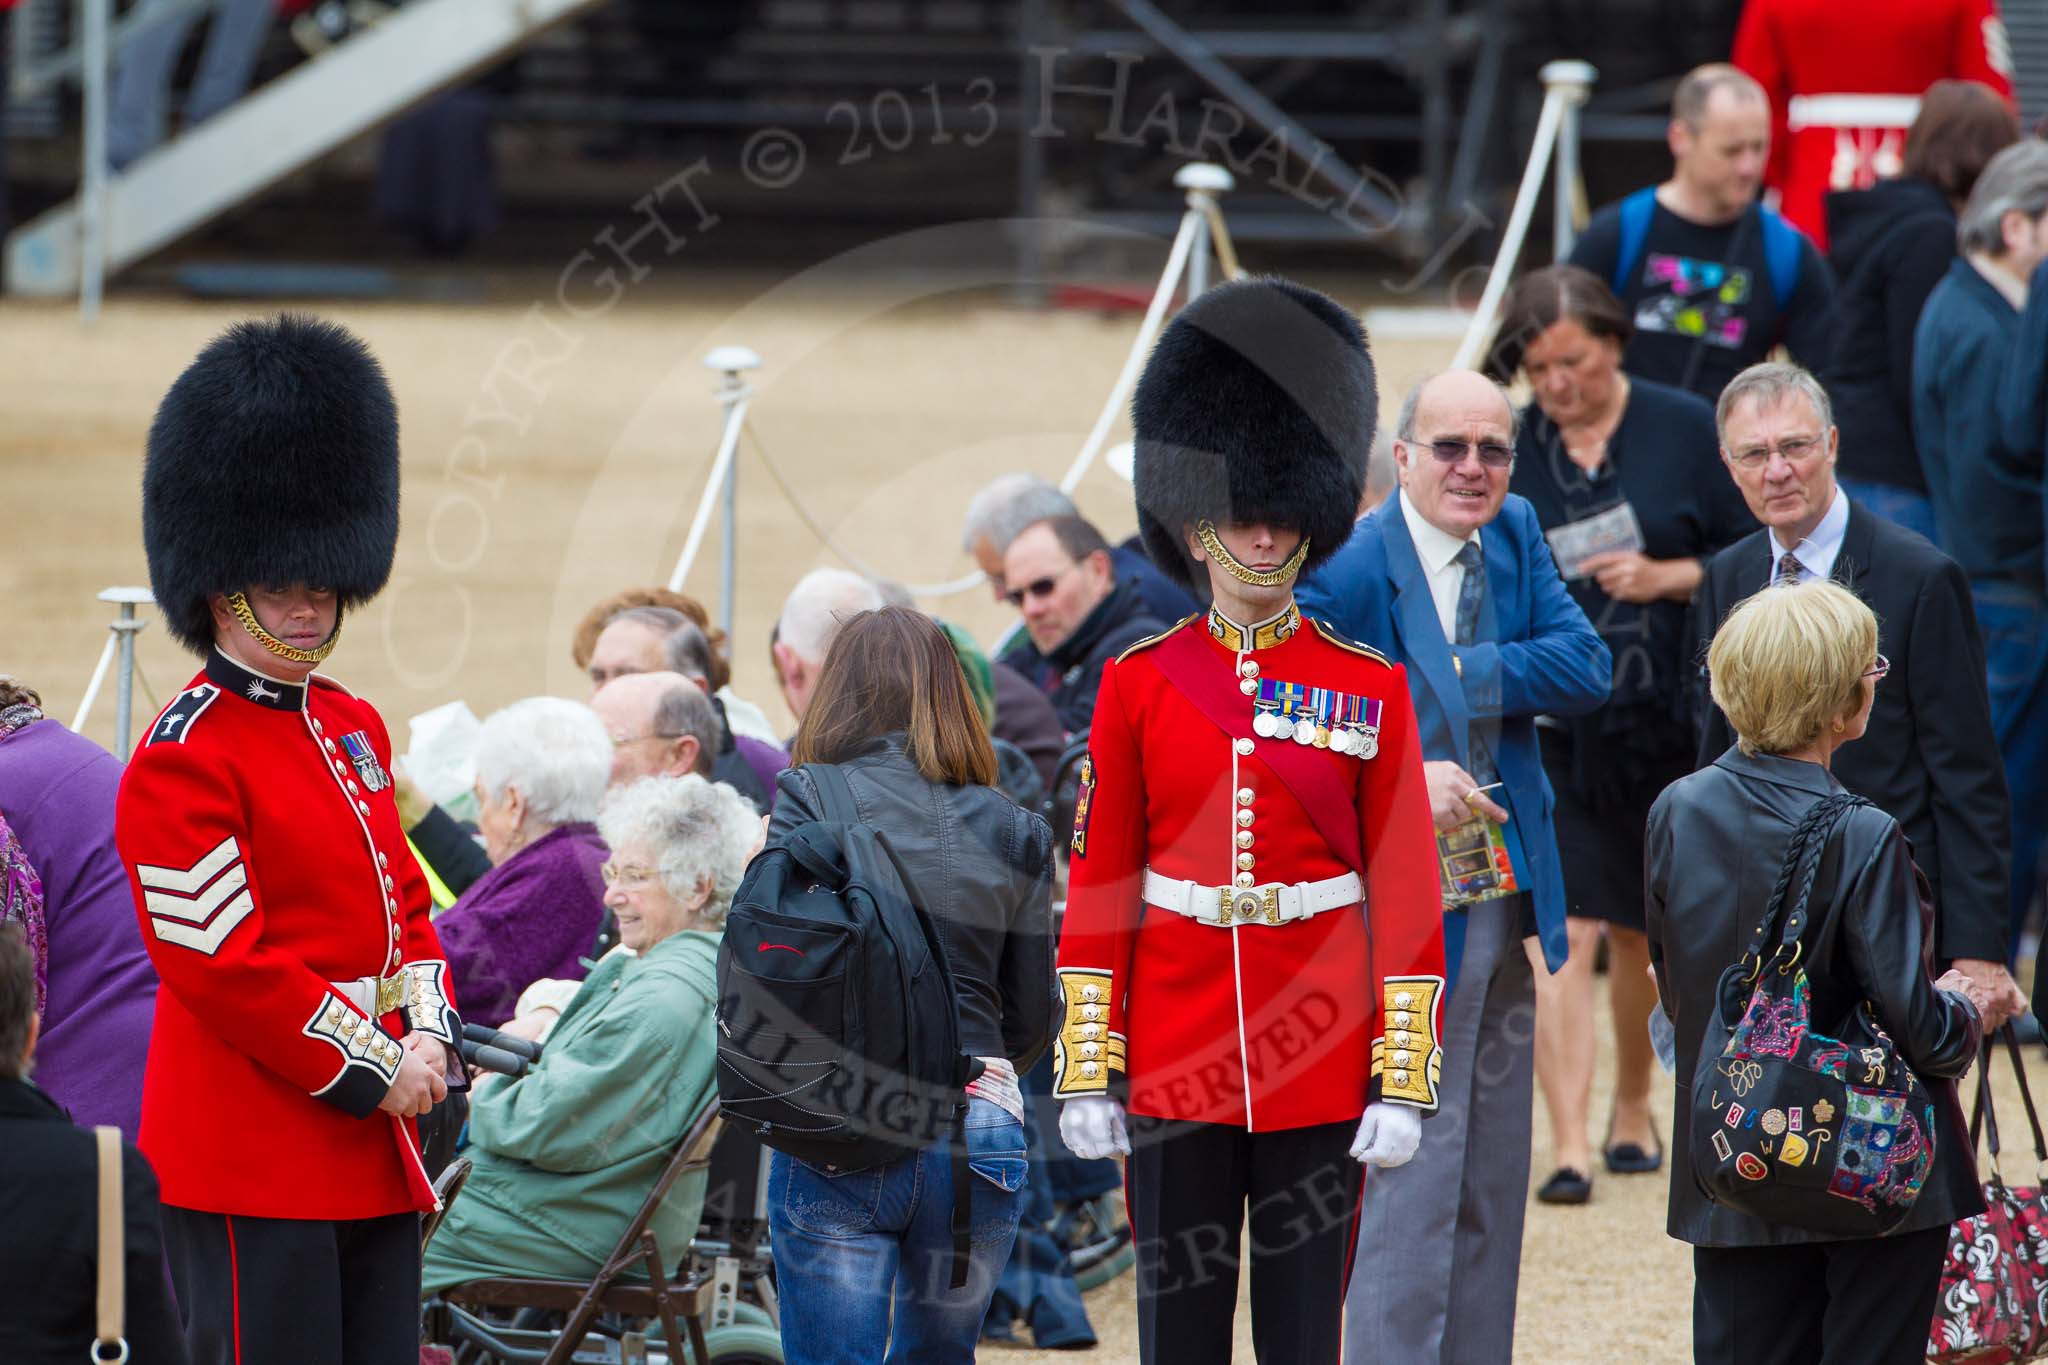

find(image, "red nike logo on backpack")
[757,942,802,955]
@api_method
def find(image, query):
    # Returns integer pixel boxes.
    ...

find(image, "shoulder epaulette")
[1115,613,1200,664]
[1310,617,1393,667]
[143,683,221,747]
[308,674,357,698]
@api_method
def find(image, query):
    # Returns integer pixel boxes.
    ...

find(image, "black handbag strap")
[1972,1023,2048,1181]
[804,762,976,1289]
[1740,793,1869,977]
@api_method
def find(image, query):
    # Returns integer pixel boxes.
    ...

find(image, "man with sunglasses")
[1692,362,2022,1029]
[1297,368,1612,1365]
[1003,513,1169,734]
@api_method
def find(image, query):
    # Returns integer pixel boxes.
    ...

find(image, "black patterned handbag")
[1689,793,1940,1237]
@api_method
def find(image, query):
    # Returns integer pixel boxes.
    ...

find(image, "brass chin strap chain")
[225,592,342,663]
[1195,521,1311,588]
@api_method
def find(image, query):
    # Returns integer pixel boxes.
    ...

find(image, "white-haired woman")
[423,774,760,1294]
[435,697,613,1027]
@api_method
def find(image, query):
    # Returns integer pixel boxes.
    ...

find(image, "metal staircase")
[6,0,607,296]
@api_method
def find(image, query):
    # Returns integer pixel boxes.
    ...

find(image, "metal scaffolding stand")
[1015,0,1515,282]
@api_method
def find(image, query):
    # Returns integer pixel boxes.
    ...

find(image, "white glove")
[1059,1096,1131,1161]
[1350,1102,1422,1167]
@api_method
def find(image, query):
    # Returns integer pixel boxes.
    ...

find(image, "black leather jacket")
[767,734,1056,1068]
[1646,747,1984,1246]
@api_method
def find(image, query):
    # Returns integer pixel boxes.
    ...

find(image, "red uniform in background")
[1734,0,2014,252]
[118,652,458,1220]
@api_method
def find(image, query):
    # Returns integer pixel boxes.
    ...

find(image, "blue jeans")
[1838,476,1939,546]
[1973,581,2048,948]
[769,1098,1027,1364]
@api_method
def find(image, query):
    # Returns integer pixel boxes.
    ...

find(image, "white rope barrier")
[71,633,116,732]
[1053,205,1200,499]
[1451,61,1597,372]
[665,165,1242,605]
[665,386,750,596]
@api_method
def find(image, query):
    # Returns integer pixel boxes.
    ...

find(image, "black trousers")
[1692,1224,1949,1365]
[1126,1114,1362,1365]
[162,1205,420,1365]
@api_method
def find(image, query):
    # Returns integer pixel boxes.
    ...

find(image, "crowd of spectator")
[6,20,2048,1362]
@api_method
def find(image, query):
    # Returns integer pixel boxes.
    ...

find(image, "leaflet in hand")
[1545,500,1646,580]
[1438,815,1519,907]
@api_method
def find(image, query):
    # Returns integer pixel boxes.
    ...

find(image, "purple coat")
[434,821,608,1027]
[0,720,157,1140]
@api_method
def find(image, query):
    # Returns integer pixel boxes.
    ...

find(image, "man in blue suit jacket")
[1297,370,1609,1365]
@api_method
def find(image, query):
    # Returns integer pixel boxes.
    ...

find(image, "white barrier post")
[670,347,761,644]
[71,586,153,751]
[1544,61,1597,261]
[1452,61,1597,371]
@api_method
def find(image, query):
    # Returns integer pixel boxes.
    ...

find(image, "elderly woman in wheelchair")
[422,774,760,1297]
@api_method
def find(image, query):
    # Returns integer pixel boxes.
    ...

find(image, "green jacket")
[422,930,720,1293]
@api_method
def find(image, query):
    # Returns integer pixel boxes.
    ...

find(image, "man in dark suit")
[1298,369,1612,1365]
[1692,361,2023,1024]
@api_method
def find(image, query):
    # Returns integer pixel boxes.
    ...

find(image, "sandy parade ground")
[3,278,2024,1363]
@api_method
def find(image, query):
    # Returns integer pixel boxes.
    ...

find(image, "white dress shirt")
[1399,488,1483,639]
[1766,481,1850,584]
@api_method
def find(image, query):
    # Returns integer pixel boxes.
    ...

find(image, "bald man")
[1298,369,1610,1364]
[590,672,723,790]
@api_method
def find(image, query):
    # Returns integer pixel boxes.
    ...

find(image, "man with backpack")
[1050,278,1447,1365]
[1569,64,1836,403]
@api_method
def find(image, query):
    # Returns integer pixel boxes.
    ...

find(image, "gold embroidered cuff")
[1052,968,1124,1098]
[1373,975,1445,1110]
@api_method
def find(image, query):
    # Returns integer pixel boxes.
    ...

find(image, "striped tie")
[1775,551,1803,585]
[1453,542,1497,786]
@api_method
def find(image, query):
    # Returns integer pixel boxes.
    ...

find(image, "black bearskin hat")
[142,314,401,654]
[1132,276,1374,590]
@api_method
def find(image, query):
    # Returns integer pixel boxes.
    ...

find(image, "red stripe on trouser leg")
[1341,1162,1366,1291]
[225,1214,243,1365]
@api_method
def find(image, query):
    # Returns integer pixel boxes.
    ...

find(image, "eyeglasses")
[600,862,658,889]
[1425,438,1515,469]
[1004,563,1079,608]
[609,730,684,745]
[1727,435,1823,469]
[1863,654,1890,682]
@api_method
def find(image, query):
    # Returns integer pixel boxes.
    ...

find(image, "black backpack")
[715,763,981,1279]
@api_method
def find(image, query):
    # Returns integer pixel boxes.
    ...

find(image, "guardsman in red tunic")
[116,316,463,1365]
[1053,278,1445,1364]
[1733,0,2015,251]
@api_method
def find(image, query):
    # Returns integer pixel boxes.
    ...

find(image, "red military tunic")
[1734,0,2014,252]
[116,650,460,1220]
[1052,603,1446,1130]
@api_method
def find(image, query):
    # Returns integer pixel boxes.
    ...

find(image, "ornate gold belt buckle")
[1222,887,1279,924]
[375,972,406,1015]
[1216,888,1241,926]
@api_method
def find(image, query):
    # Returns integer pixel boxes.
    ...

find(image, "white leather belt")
[1144,869,1363,928]
[1786,93,1919,132]
[331,969,409,1018]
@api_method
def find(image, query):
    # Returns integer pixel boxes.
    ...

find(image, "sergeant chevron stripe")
[136,835,255,955]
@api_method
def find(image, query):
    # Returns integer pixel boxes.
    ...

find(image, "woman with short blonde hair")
[1647,578,1990,1361]
[1707,578,1879,757]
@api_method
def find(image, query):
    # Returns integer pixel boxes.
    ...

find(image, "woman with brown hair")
[1487,264,1757,1205]
[1821,79,2019,541]
[764,605,1055,1365]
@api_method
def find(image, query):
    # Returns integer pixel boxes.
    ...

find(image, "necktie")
[1775,550,1803,585]
[1452,542,1497,787]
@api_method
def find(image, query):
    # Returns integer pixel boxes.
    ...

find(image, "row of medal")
[1248,677,1382,757]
